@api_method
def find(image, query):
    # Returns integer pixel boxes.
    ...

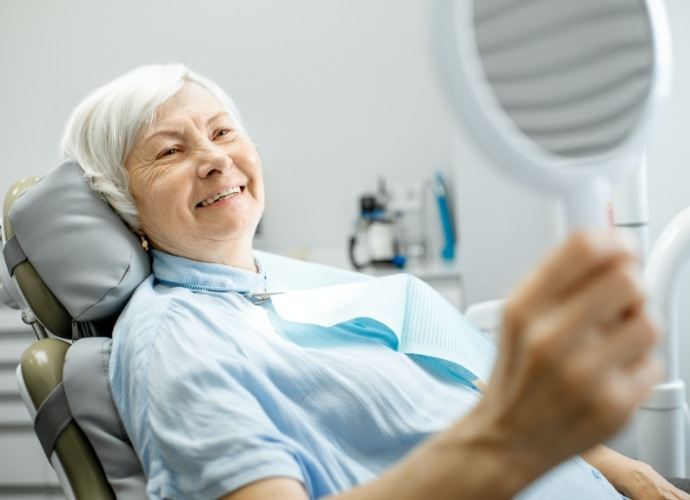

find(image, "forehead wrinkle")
[142,110,231,145]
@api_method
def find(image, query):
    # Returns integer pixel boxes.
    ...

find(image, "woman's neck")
[153,239,257,272]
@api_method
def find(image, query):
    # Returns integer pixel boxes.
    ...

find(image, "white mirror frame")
[432,0,672,227]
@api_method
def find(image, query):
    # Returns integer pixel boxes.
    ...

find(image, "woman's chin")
[196,220,258,243]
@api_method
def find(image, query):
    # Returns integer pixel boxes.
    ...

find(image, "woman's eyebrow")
[142,111,232,145]
[142,129,182,144]
[206,111,231,125]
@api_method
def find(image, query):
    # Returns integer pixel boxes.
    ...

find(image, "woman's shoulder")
[118,275,175,318]
[110,276,222,384]
[113,275,200,342]
[113,274,254,348]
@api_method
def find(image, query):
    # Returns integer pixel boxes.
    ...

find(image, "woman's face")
[125,83,264,264]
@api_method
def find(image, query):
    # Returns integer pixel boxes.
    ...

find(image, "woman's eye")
[214,129,233,140]
[156,148,179,159]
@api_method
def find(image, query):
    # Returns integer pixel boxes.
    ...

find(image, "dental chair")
[1,160,370,500]
[2,161,151,499]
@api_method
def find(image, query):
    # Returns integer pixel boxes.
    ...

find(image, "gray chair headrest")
[7,161,150,335]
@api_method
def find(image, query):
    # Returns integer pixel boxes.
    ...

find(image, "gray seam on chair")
[34,382,73,458]
[3,235,28,276]
[100,341,129,441]
[74,247,134,320]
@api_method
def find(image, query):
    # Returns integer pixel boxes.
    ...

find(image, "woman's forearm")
[327,404,548,500]
[224,403,555,500]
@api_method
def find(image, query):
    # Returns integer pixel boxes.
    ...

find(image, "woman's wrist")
[335,404,547,500]
[582,445,645,495]
[426,403,552,499]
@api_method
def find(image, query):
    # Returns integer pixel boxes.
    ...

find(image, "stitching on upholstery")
[101,340,130,442]
[76,246,137,320]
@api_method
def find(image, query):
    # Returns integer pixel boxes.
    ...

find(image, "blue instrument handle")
[433,173,456,261]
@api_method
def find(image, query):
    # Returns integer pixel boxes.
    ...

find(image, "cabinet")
[0,307,64,499]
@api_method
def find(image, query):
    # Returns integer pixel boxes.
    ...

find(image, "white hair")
[60,63,245,230]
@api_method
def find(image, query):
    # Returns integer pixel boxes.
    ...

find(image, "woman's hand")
[323,230,664,500]
[583,445,690,500]
[615,462,690,499]
[459,230,662,483]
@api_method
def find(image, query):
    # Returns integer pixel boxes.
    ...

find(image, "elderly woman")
[60,64,688,500]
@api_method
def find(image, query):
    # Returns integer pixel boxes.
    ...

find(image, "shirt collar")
[151,249,267,294]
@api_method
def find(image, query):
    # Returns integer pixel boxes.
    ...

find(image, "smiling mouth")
[196,186,246,208]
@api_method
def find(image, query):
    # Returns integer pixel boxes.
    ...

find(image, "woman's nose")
[196,143,232,178]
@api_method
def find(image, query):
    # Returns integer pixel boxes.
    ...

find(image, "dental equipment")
[641,209,690,476]
[432,0,678,475]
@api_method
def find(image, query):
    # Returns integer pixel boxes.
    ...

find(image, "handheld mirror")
[433,0,671,229]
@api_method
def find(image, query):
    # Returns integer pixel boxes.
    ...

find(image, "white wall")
[452,132,565,305]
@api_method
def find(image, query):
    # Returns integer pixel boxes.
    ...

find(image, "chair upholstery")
[5,161,151,339]
[63,337,147,498]
[4,166,150,499]
[19,338,115,499]
[3,176,72,338]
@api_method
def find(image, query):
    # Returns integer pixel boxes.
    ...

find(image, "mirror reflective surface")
[473,0,654,159]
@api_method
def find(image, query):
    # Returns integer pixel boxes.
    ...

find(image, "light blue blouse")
[109,250,626,499]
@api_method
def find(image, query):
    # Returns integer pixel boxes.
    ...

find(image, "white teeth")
[200,186,242,207]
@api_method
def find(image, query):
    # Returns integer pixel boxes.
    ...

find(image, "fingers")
[559,262,647,338]
[608,354,662,417]
[506,230,637,329]
[596,313,660,369]
[533,295,660,417]
[597,316,662,419]
[503,260,647,366]
[485,229,661,472]
[497,231,644,383]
